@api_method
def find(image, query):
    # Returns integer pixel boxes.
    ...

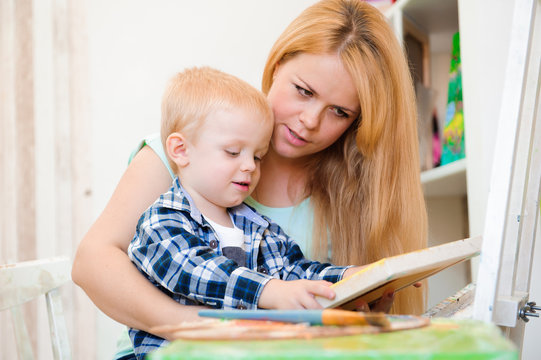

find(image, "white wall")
[88,0,317,218]
[85,1,319,357]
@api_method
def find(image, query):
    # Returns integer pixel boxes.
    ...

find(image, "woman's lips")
[285,126,308,146]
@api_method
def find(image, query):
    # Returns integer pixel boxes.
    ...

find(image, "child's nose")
[240,155,256,172]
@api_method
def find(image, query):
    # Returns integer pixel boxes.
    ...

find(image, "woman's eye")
[295,85,313,97]
[331,107,349,118]
[254,156,262,162]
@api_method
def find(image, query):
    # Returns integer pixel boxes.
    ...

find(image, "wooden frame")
[0,257,72,359]
[472,0,541,354]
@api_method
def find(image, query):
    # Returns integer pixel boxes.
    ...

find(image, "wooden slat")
[10,306,34,360]
[509,1,541,347]
[46,288,72,360]
[0,258,71,310]
[0,258,72,359]
[14,0,36,263]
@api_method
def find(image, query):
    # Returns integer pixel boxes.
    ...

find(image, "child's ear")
[166,132,190,168]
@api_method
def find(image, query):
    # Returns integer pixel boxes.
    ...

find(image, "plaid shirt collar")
[164,177,269,229]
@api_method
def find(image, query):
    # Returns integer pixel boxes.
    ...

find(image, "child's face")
[181,107,272,216]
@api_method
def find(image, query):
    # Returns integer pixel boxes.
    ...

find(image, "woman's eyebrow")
[301,79,318,95]
[298,76,358,115]
[336,105,358,115]
[298,76,318,95]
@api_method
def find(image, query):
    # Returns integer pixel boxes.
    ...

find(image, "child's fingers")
[293,281,334,309]
[308,280,335,299]
[299,296,324,309]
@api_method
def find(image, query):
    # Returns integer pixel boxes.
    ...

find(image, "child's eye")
[225,150,239,157]
[254,156,262,162]
[295,84,313,97]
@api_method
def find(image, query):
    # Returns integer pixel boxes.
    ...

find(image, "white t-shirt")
[205,217,246,267]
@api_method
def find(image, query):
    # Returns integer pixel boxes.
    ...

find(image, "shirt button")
[237,301,247,310]
[257,266,268,274]
[209,239,218,249]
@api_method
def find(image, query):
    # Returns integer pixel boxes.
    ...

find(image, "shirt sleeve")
[128,206,273,310]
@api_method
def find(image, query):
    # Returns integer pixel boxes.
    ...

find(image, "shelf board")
[421,158,467,197]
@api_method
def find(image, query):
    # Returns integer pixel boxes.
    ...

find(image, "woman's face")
[267,52,360,160]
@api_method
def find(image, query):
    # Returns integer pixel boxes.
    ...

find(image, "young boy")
[128,67,360,358]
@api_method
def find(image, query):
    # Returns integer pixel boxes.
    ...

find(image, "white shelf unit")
[421,158,466,197]
[386,0,470,310]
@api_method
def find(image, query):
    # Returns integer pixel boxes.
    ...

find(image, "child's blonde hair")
[161,67,273,171]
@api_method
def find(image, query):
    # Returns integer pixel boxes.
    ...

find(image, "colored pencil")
[198,309,390,327]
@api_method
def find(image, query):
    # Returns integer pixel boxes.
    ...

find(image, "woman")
[72,0,427,354]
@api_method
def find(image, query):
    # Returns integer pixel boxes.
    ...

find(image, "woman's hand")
[342,281,423,313]
[336,288,394,313]
[339,266,424,314]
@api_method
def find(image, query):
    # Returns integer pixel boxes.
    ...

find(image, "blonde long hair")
[262,0,427,314]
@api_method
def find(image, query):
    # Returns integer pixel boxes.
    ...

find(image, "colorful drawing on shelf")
[441,32,465,165]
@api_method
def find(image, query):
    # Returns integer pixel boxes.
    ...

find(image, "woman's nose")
[299,106,322,130]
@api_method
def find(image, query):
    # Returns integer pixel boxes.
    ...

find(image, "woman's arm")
[72,146,201,339]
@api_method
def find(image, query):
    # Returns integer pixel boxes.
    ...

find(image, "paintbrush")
[198,308,390,327]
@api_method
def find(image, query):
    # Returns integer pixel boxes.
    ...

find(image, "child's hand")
[258,279,335,309]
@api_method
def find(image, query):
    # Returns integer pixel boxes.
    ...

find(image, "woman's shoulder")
[128,133,175,179]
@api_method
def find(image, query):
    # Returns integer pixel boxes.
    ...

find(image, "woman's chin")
[271,140,307,159]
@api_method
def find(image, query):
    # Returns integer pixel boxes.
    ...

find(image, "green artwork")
[441,32,465,165]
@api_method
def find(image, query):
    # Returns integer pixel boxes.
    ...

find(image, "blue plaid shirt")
[128,178,348,359]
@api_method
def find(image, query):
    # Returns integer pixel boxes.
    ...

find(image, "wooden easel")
[472,0,541,354]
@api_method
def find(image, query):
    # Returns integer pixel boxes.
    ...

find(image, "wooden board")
[152,315,430,341]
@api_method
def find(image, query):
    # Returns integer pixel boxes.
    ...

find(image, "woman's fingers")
[337,297,370,312]
[370,289,395,313]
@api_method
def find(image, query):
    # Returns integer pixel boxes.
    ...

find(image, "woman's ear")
[273,62,280,80]
[166,132,190,168]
